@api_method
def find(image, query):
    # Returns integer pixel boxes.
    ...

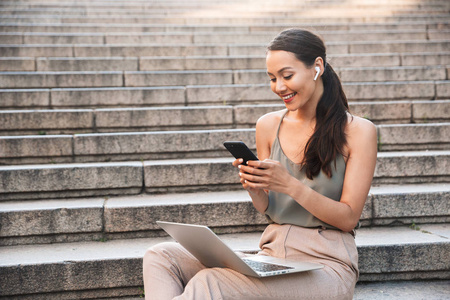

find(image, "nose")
[275,79,287,94]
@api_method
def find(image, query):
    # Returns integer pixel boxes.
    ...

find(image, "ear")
[313,57,325,81]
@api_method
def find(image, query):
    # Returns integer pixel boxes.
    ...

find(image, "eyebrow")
[267,66,294,76]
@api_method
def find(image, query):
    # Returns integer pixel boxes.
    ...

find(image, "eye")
[269,77,276,83]
[283,74,293,80]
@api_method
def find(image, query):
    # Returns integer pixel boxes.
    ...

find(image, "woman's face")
[266,50,322,112]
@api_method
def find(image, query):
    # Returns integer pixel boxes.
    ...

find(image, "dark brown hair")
[267,28,349,179]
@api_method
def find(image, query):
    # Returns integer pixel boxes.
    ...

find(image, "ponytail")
[303,63,349,179]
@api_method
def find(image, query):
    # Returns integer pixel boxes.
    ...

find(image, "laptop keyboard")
[243,258,294,273]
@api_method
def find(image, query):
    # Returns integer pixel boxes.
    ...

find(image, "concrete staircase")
[0,0,449,299]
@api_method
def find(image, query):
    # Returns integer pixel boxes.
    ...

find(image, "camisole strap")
[275,110,289,138]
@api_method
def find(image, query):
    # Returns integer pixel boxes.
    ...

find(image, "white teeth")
[282,93,296,100]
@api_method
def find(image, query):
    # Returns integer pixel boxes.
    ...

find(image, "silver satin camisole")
[264,110,346,229]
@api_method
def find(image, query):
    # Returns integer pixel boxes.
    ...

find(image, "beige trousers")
[143,224,358,300]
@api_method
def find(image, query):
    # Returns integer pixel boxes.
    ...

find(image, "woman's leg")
[256,224,359,299]
[144,225,358,300]
[174,267,270,300]
[143,242,206,300]
[173,264,354,300]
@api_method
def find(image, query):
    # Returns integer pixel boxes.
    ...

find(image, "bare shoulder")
[256,109,286,134]
[346,115,377,137]
[256,109,286,131]
[346,114,377,154]
[255,109,286,155]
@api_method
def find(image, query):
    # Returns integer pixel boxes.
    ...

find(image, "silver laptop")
[157,221,323,277]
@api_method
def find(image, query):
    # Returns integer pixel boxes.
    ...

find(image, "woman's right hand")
[232,158,269,213]
[232,158,267,196]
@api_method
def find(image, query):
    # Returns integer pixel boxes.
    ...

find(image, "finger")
[244,180,266,190]
[239,172,253,183]
[247,160,271,169]
[232,158,244,167]
[240,178,254,191]
[240,172,266,184]
[246,160,260,168]
[239,164,265,175]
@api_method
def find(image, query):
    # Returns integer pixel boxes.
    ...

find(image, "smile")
[281,92,297,101]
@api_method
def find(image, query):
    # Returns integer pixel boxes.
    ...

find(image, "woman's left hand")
[238,159,296,194]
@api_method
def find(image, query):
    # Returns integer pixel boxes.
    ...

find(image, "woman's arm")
[240,116,377,231]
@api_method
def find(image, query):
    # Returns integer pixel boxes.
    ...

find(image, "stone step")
[0,105,233,135]
[0,1,248,11]
[378,123,450,151]
[230,66,449,85]
[2,52,450,72]
[2,29,447,45]
[1,100,448,135]
[0,161,143,201]
[134,151,450,193]
[0,224,448,298]
[135,52,450,71]
[1,151,449,200]
[0,0,447,13]
[0,6,406,15]
[0,184,448,246]
[1,66,447,88]
[1,0,447,7]
[10,7,450,15]
[1,13,450,25]
[0,4,447,15]
[0,0,446,11]
[354,280,450,300]
[0,0,446,10]
[0,4,447,16]
[1,40,449,57]
[1,123,449,164]
[338,65,447,83]
[1,56,140,72]
[2,21,448,33]
[0,71,125,88]
[0,128,256,164]
[4,9,441,20]
[8,280,445,300]
[1,81,449,109]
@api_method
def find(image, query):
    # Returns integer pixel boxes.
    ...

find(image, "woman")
[143,28,377,300]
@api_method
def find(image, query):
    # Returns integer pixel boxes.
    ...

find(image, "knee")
[188,268,223,288]
[193,268,215,279]
[183,268,240,299]
[143,242,176,265]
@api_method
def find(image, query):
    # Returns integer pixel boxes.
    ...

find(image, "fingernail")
[238,165,241,169]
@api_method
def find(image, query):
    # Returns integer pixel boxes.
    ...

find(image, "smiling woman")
[265,29,350,179]
[143,28,377,300]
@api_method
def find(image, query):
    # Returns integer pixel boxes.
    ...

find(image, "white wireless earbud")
[314,66,320,81]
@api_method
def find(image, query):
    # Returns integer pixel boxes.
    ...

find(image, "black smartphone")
[223,141,258,164]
